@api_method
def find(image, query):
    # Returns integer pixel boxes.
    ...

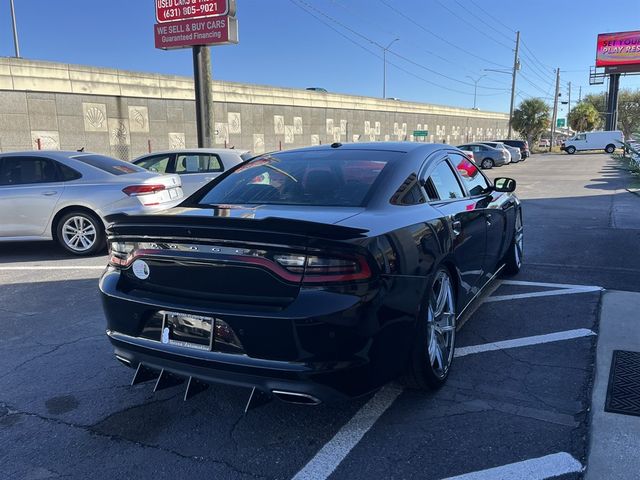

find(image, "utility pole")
[10,0,20,58]
[550,68,560,151]
[192,46,215,148]
[507,30,520,139]
[578,86,582,102]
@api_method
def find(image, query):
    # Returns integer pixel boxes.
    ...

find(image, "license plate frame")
[160,311,214,351]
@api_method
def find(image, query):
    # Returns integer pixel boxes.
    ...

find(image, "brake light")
[122,184,166,196]
[274,254,371,283]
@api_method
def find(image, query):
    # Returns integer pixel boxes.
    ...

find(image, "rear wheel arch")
[51,205,104,240]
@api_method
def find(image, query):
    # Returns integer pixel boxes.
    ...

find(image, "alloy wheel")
[426,270,456,379]
[514,213,524,268]
[61,215,97,252]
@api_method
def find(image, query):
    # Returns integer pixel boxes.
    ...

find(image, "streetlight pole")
[10,0,20,58]
[382,38,399,99]
[466,75,486,109]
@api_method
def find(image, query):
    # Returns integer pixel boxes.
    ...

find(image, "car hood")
[151,204,364,225]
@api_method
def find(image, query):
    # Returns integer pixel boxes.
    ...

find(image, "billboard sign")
[154,16,238,49]
[596,30,640,69]
[156,0,236,23]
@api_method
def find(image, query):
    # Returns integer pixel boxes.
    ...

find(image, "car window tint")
[57,162,82,181]
[72,154,144,175]
[429,161,465,200]
[0,156,59,185]
[136,154,171,173]
[176,154,222,173]
[196,150,394,207]
[451,154,489,196]
[390,173,426,205]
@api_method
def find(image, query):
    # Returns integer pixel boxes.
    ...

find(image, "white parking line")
[440,452,583,480]
[501,280,603,290]
[485,280,603,303]
[454,328,597,358]
[291,385,402,480]
[0,266,105,270]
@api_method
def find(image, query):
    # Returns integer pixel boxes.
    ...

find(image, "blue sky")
[2,0,640,116]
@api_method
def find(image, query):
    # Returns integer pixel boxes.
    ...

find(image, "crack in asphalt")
[0,335,104,382]
[0,399,269,480]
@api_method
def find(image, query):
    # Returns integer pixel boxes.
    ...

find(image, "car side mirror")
[493,177,516,193]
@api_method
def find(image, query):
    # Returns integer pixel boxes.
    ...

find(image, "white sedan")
[133,148,253,197]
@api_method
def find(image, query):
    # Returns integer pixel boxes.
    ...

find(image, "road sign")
[556,118,566,128]
[156,0,236,23]
[413,130,429,137]
[154,16,239,49]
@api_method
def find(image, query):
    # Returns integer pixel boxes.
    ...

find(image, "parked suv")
[495,139,529,159]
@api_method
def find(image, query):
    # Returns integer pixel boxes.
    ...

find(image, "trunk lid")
[106,206,369,307]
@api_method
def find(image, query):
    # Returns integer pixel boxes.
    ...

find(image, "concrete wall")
[0,58,510,160]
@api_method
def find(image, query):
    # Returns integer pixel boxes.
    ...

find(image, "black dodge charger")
[100,142,523,406]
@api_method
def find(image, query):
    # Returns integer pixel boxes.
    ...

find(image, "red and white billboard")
[156,0,235,23]
[154,16,238,49]
[596,30,640,69]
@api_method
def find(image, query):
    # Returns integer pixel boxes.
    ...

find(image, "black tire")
[502,209,523,275]
[55,210,105,256]
[402,267,456,391]
[605,144,615,154]
[481,158,494,169]
[565,146,576,155]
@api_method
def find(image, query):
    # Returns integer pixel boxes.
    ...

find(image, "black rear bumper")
[100,268,415,403]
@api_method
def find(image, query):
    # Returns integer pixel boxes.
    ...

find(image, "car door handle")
[41,191,58,196]
[452,220,462,236]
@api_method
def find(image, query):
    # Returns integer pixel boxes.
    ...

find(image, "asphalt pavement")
[1,151,638,479]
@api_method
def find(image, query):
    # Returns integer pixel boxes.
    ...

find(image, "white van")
[562,130,623,154]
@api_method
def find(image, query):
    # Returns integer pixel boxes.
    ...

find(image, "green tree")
[510,98,550,145]
[568,102,601,132]
[617,90,640,139]
[582,89,640,138]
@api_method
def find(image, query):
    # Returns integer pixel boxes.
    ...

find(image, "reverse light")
[108,241,136,267]
[122,184,166,196]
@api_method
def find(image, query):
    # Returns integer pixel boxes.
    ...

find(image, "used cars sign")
[156,0,236,23]
[154,16,239,49]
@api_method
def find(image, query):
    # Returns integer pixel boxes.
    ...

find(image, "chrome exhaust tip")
[115,354,133,366]
[272,390,322,406]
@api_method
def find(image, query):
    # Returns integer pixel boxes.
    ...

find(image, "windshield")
[72,154,146,175]
[197,150,394,207]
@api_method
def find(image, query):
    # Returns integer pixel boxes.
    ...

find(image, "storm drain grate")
[605,350,640,417]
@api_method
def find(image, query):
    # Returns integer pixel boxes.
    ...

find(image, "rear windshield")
[72,154,145,175]
[197,150,394,207]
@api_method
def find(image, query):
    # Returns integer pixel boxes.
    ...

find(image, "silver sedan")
[0,151,183,255]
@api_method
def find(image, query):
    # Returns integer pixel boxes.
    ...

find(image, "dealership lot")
[1,152,639,479]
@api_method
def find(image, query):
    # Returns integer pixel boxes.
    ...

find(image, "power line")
[288,0,507,98]
[433,0,514,50]
[520,40,556,75]
[293,0,509,92]
[452,0,514,43]
[467,0,516,34]
[330,0,513,86]
[377,0,510,69]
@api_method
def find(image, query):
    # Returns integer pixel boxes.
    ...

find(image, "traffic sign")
[156,0,236,23]
[154,16,239,49]
[413,130,429,137]
[556,118,566,127]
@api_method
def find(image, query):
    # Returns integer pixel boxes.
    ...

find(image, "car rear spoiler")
[104,213,369,241]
